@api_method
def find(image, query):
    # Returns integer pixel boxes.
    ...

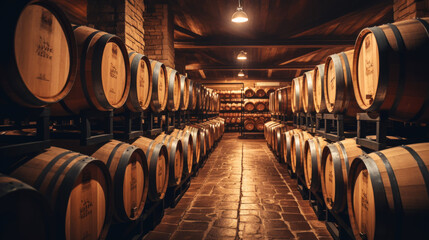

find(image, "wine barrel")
[278,87,292,116]
[291,76,304,113]
[165,67,181,111]
[150,60,168,112]
[348,143,429,240]
[265,121,281,146]
[132,137,169,201]
[125,52,152,112]
[302,70,315,113]
[183,126,201,165]
[194,123,214,150]
[273,124,287,157]
[290,131,312,175]
[304,137,328,192]
[11,147,112,240]
[274,89,280,113]
[267,88,275,96]
[179,75,190,110]
[244,119,255,131]
[92,140,148,222]
[154,134,183,186]
[312,64,327,113]
[321,138,364,213]
[0,174,54,240]
[51,25,130,115]
[170,129,194,175]
[256,101,266,112]
[255,119,265,131]
[0,0,77,108]
[188,80,197,110]
[352,18,429,122]
[324,50,359,116]
[255,88,267,98]
[282,129,302,166]
[244,102,255,111]
[244,88,255,98]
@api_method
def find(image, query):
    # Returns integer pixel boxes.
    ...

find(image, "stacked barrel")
[264,17,429,240]
[0,1,224,239]
[243,88,271,132]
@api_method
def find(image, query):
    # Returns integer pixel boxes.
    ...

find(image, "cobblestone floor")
[143,133,333,240]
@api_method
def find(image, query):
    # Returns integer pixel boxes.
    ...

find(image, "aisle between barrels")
[143,133,332,240]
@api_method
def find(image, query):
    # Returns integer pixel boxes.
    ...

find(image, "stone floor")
[143,133,333,240]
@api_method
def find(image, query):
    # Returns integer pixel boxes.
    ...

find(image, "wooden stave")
[352,18,429,122]
[282,129,302,166]
[291,76,304,113]
[183,126,201,165]
[179,75,190,110]
[51,25,131,115]
[290,131,312,175]
[170,129,194,176]
[125,52,152,112]
[302,70,315,113]
[154,134,184,186]
[347,143,429,240]
[165,67,181,111]
[274,125,287,158]
[0,0,78,108]
[312,64,327,113]
[0,174,55,240]
[188,80,197,110]
[303,137,328,191]
[267,88,275,96]
[320,138,364,213]
[10,147,112,240]
[132,137,169,201]
[91,140,149,222]
[149,60,168,112]
[265,122,280,146]
[323,50,359,116]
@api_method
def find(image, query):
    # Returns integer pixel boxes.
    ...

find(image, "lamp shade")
[237,51,247,60]
[238,70,245,77]
[231,7,248,23]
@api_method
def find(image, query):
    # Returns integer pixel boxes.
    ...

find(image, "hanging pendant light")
[238,70,245,77]
[231,0,248,23]
[237,50,247,60]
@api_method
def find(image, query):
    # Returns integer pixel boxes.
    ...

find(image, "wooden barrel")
[304,137,328,192]
[290,131,312,175]
[273,124,287,157]
[132,137,169,201]
[274,89,280,113]
[255,88,266,98]
[244,119,255,131]
[324,50,359,116]
[302,70,315,113]
[0,0,77,108]
[154,134,183,186]
[0,174,54,240]
[244,102,255,111]
[255,119,265,131]
[291,76,304,113]
[165,68,181,111]
[170,129,194,175]
[312,64,327,113]
[321,138,364,213]
[188,80,197,110]
[125,52,152,112]
[51,25,130,115]
[352,18,429,122]
[282,129,302,166]
[149,60,168,112]
[91,140,148,222]
[244,88,255,98]
[267,88,275,96]
[179,75,190,110]
[11,147,112,240]
[347,142,429,240]
[183,126,201,165]
[264,121,280,146]
[256,101,266,112]
[196,122,215,149]
[278,87,292,116]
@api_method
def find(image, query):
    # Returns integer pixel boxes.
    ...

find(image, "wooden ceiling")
[171,0,393,82]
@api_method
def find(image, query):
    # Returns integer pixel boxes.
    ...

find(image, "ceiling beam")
[198,70,206,79]
[185,63,317,71]
[193,78,292,83]
[175,39,355,49]
[174,25,202,39]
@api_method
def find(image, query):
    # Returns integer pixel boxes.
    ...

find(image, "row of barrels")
[244,100,268,112]
[243,88,276,98]
[288,17,429,123]
[0,0,218,115]
[264,122,429,240]
[244,117,266,131]
[268,87,292,116]
[0,118,224,240]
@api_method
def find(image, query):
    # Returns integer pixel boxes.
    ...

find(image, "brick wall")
[87,0,145,53]
[143,4,175,68]
[394,0,429,21]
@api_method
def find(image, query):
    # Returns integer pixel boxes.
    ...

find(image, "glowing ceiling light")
[237,50,247,60]
[231,0,248,23]
[238,70,245,77]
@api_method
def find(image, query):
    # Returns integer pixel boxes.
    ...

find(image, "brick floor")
[143,133,333,240]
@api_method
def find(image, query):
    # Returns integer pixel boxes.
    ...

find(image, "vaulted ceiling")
[171,0,393,82]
